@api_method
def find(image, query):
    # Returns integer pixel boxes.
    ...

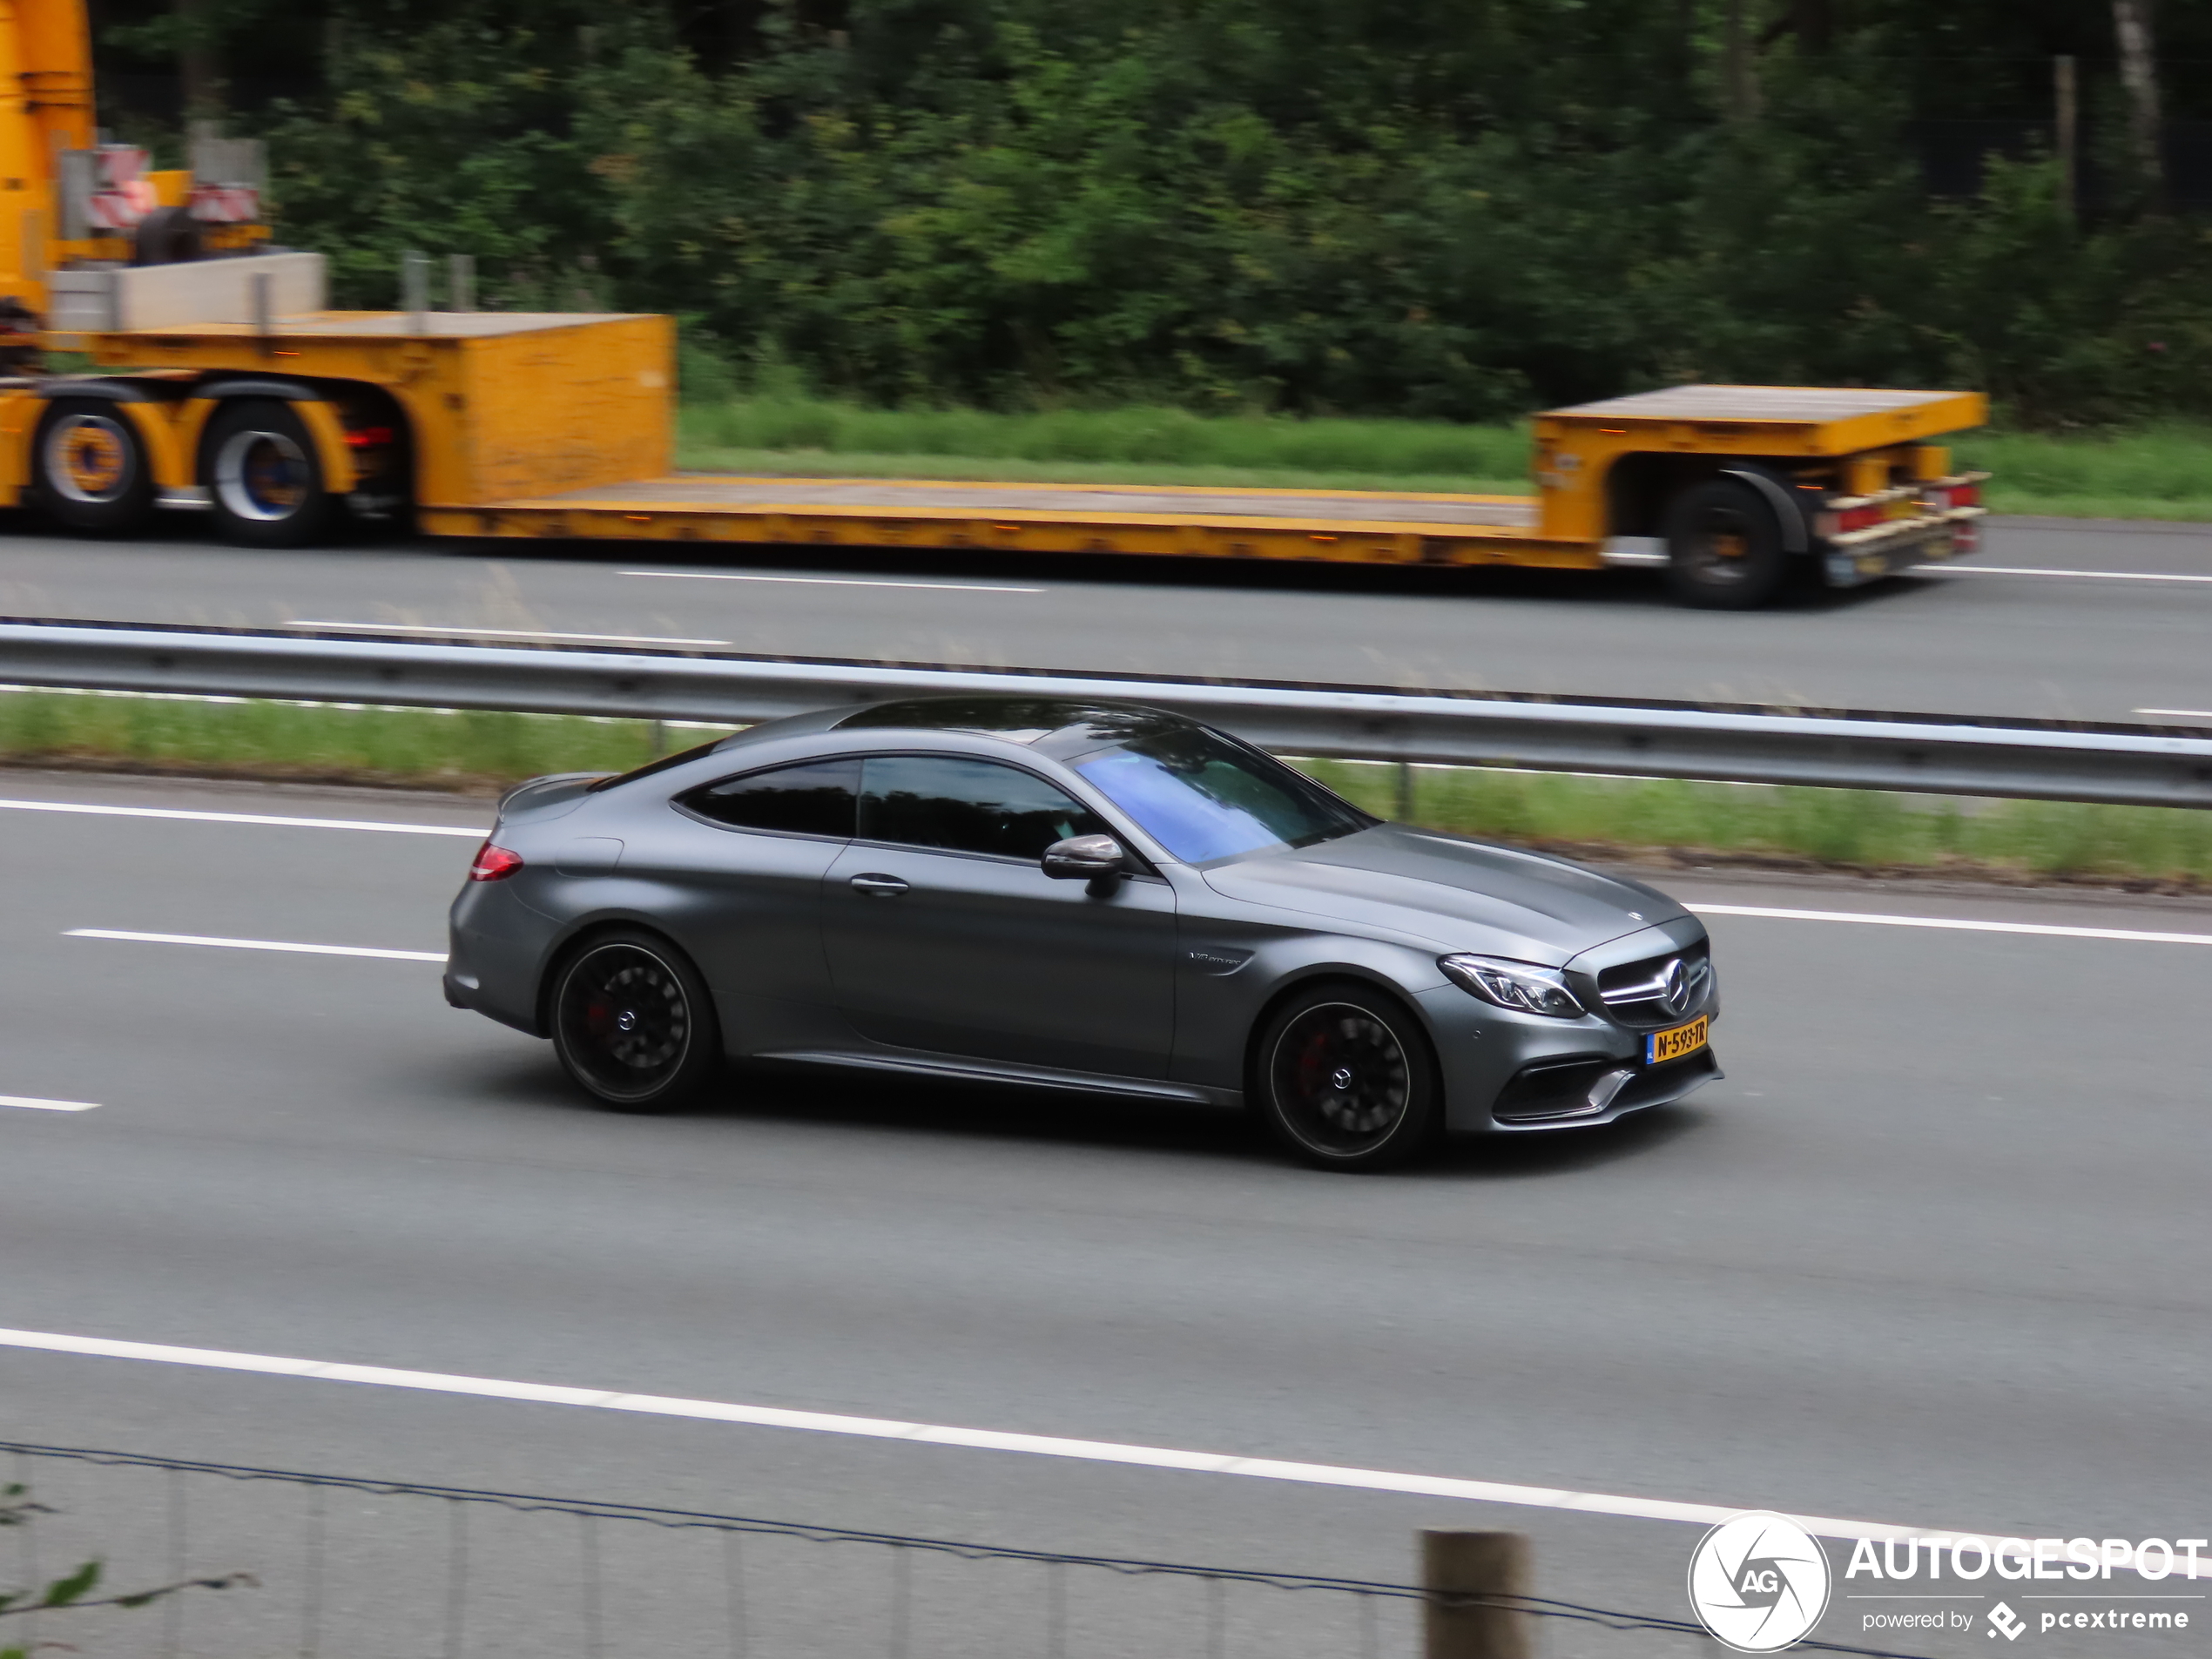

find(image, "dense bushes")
[233,0,2212,424]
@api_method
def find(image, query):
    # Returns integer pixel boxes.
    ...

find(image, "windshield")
[1073,728,1373,864]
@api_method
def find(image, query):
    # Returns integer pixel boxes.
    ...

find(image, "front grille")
[1595,943,1711,1029]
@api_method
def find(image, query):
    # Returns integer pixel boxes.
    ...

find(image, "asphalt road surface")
[3,769,2208,1657]
[1,512,2209,725]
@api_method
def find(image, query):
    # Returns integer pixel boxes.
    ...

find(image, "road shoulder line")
[0,1323,2063,1558]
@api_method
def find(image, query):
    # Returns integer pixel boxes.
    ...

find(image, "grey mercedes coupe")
[445,697,1721,1170]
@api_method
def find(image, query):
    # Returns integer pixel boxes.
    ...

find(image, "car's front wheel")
[549,930,721,1112]
[1252,982,1442,1171]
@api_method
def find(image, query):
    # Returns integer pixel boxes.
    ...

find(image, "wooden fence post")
[1422,1530,1533,1659]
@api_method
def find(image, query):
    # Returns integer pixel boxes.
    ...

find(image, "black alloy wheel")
[1254,983,1442,1171]
[550,932,721,1112]
[33,398,157,535]
[203,397,342,548]
[1661,475,1794,610]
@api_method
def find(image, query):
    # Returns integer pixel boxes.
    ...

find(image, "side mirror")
[1042,833,1126,883]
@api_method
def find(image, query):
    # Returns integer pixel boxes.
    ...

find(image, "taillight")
[344,425,395,448]
[1838,504,1885,532]
[469,841,523,881]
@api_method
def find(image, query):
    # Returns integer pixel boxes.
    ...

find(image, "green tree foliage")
[97,0,2212,422]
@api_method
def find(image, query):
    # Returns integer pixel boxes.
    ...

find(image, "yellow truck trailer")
[2,0,1987,610]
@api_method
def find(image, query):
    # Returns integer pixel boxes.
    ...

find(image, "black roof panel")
[833,696,1190,754]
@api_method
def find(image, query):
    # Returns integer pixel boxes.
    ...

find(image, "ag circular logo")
[1687,1511,1832,1652]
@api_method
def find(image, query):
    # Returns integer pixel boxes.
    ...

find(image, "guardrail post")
[1422,1530,1532,1659]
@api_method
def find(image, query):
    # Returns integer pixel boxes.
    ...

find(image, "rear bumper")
[1820,509,1984,588]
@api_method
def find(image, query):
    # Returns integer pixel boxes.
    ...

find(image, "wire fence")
[0,1440,1942,1659]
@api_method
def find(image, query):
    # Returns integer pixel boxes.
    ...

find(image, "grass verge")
[1957,425,2212,522]
[5,691,2210,889]
[0,690,716,795]
[674,396,1530,496]
[1304,760,2212,890]
[675,395,2212,522]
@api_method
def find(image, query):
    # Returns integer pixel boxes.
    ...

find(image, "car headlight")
[1439,954,1586,1018]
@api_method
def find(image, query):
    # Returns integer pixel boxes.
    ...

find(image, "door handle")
[849,873,910,897]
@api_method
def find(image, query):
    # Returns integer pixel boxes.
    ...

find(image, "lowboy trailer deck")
[439,382,1990,604]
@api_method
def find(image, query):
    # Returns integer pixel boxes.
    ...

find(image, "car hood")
[1197,824,1687,963]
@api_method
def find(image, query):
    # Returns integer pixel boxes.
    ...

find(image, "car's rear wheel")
[1252,982,1442,1171]
[549,930,721,1112]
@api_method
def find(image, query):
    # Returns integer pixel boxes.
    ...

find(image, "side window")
[679,758,859,838]
[859,756,1108,860]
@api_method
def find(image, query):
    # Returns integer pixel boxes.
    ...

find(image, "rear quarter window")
[678,758,860,838]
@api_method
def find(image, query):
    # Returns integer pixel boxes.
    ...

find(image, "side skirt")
[755,1049,1241,1108]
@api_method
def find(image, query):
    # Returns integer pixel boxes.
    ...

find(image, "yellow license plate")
[1646,1016,1709,1065]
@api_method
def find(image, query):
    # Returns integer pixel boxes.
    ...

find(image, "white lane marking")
[0,1096,99,1112]
[67,930,445,963]
[0,1325,2089,1559]
[283,621,729,647]
[1690,903,2212,947]
[0,799,484,838]
[1913,563,2212,583]
[2136,708,2212,722]
[622,570,1047,594]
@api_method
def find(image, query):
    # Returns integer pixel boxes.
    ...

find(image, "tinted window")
[681,758,859,838]
[1073,728,1372,863]
[859,756,1107,860]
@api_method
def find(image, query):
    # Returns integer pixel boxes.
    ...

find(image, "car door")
[820,753,1178,1077]
[610,756,858,1048]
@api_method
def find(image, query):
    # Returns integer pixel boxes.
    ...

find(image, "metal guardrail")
[3,617,2211,809]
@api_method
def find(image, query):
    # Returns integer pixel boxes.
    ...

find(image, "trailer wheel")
[33,400,157,536]
[1662,476,1793,610]
[204,399,342,548]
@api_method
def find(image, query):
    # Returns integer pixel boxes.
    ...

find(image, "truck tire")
[33,399,157,536]
[1662,476,1794,610]
[204,399,342,548]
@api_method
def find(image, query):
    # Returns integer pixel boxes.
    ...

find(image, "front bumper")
[1415,980,1723,1135]
[1487,1045,1723,1131]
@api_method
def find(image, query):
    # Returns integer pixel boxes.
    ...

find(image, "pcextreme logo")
[1687,1511,1833,1653]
